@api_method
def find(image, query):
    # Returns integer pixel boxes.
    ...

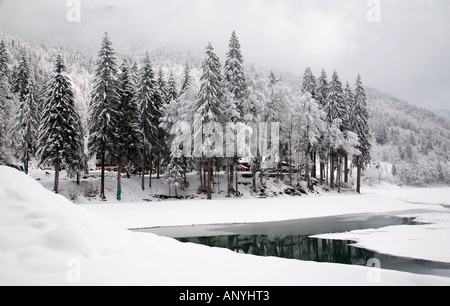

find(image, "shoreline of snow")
[81,193,446,229]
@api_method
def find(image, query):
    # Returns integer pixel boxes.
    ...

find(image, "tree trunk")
[235,168,239,197]
[217,159,220,194]
[54,158,60,194]
[226,160,231,197]
[356,163,362,194]
[183,157,187,184]
[277,161,281,183]
[207,157,212,200]
[289,157,293,186]
[100,153,106,199]
[260,168,264,187]
[337,153,341,194]
[230,161,234,192]
[252,163,257,193]
[203,161,207,189]
[199,167,203,190]
[156,154,160,179]
[311,150,317,179]
[76,172,81,185]
[344,154,349,184]
[23,150,29,174]
[320,161,324,185]
[305,150,310,189]
[149,154,153,188]
[329,148,334,189]
[141,151,146,191]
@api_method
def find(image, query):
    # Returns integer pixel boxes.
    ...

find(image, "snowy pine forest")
[0,30,449,201]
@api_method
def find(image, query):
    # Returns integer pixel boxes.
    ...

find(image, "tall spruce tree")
[12,54,30,104]
[180,61,191,95]
[301,67,318,178]
[117,59,142,198]
[167,70,178,103]
[12,54,37,171]
[316,69,329,109]
[38,55,84,194]
[302,67,317,97]
[196,43,226,200]
[325,71,346,125]
[351,75,371,193]
[13,79,39,174]
[155,67,169,179]
[224,31,246,196]
[88,33,121,199]
[343,82,355,183]
[138,54,158,190]
[325,71,346,189]
[224,31,246,115]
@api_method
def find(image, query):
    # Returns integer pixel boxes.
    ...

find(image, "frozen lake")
[135,213,450,278]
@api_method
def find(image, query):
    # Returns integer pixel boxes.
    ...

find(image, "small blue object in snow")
[117,185,122,201]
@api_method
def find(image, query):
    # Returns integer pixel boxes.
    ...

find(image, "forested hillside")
[0,31,448,191]
[367,88,450,185]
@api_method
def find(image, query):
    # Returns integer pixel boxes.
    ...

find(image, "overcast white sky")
[0,0,449,110]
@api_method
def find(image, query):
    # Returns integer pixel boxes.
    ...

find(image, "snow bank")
[1,166,449,286]
[364,185,450,206]
[314,211,450,264]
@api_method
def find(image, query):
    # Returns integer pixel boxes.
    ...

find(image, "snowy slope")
[2,166,450,286]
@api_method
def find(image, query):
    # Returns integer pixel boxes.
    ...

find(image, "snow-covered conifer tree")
[196,43,226,200]
[155,68,169,178]
[316,69,329,109]
[351,75,371,193]
[88,33,121,199]
[38,55,84,194]
[138,54,158,190]
[180,61,191,95]
[343,82,355,183]
[13,79,39,174]
[326,71,346,125]
[302,67,317,97]
[224,31,246,116]
[324,71,347,189]
[224,31,247,195]
[301,67,319,178]
[167,70,178,103]
[116,59,142,197]
[12,54,30,104]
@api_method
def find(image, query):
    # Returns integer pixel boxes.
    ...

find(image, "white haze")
[0,0,449,110]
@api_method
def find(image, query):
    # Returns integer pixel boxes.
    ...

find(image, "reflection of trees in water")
[181,234,376,265]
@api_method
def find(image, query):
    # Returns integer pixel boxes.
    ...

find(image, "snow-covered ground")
[1,166,450,286]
